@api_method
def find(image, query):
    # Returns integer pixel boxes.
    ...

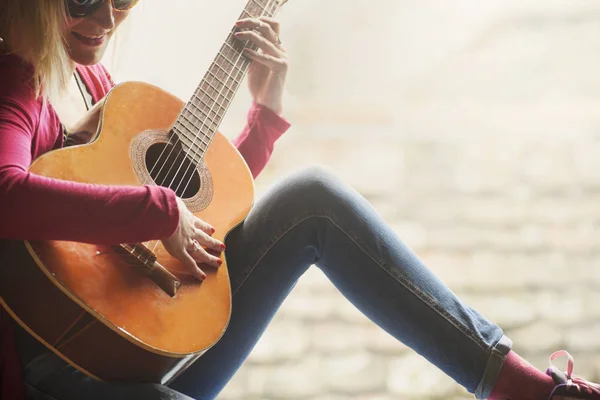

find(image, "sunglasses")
[66,0,139,18]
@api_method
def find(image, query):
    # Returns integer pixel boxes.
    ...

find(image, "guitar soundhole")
[145,142,201,199]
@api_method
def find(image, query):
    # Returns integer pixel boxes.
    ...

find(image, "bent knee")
[285,165,354,210]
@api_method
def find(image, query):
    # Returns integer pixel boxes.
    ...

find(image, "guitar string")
[174,0,282,197]
[148,0,279,194]
[146,0,281,255]
[170,0,281,196]
[150,0,277,198]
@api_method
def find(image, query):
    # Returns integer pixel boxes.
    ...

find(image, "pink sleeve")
[232,102,291,178]
[0,76,179,245]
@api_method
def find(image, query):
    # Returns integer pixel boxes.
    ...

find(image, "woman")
[0,1,597,400]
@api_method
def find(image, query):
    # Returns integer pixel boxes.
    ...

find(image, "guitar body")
[0,81,254,383]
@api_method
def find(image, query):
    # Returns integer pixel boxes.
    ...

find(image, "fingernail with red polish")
[220,244,226,251]
[217,259,223,266]
[211,227,216,234]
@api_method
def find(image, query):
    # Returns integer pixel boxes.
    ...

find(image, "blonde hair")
[0,0,71,100]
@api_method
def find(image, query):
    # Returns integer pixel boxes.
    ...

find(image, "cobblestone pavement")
[117,0,600,398]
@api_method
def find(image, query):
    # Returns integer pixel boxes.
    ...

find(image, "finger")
[179,250,207,281]
[205,247,225,257]
[257,16,281,35]
[194,229,225,253]
[242,48,288,72]
[235,17,281,34]
[235,17,273,33]
[234,30,280,57]
[193,218,215,236]
[189,245,222,268]
[257,17,282,47]
[235,17,280,45]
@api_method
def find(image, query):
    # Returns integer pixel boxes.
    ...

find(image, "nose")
[90,0,116,31]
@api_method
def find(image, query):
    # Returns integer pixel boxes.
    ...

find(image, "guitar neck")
[172,0,284,164]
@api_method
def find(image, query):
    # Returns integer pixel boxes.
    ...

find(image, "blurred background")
[107,0,600,398]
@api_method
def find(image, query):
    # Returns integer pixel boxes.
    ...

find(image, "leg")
[19,351,194,400]
[170,166,510,399]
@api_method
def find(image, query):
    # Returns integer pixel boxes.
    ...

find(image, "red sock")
[488,351,556,400]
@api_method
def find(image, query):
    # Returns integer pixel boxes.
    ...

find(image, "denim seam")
[231,211,490,353]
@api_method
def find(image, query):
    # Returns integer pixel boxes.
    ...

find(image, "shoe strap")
[550,350,600,396]
[549,350,574,377]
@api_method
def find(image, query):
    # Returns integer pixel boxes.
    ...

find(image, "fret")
[212,67,231,86]
[186,105,220,131]
[180,139,208,160]
[172,133,206,162]
[177,110,200,134]
[180,138,211,161]
[179,112,213,146]
[173,128,200,156]
[184,97,221,128]
[192,87,227,117]
[218,44,240,65]
[215,61,245,90]
[186,107,219,130]
[192,86,226,118]
[186,110,219,136]
[205,69,229,94]
[217,48,240,69]
[181,114,208,145]
[205,73,238,102]
[223,41,241,55]
[200,77,222,99]
[197,83,220,106]
[240,10,254,19]
[191,97,220,123]
[184,102,220,131]
[173,125,208,151]
[185,131,211,152]
[198,81,230,114]
[172,131,207,163]
[247,2,262,16]
[175,130,207,155]
[214,54,245,77]
[249,0,268,14]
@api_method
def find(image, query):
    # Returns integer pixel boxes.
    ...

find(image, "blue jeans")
[21,166,512,400]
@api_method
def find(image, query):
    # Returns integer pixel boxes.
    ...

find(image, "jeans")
[21,166,512,400]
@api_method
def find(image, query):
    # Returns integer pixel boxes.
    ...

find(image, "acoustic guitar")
[0,0,288,384]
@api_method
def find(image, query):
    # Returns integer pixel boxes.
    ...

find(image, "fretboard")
[172,0,284,163]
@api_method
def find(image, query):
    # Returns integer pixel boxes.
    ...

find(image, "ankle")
[488,351,555,400]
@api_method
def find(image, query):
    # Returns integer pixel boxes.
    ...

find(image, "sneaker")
[546,350,600,399]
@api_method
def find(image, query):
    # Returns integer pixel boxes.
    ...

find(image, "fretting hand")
[234,17,288,115]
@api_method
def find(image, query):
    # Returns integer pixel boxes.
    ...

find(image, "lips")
[71,31,107,47]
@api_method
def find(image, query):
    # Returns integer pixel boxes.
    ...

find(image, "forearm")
[0,169,179,245]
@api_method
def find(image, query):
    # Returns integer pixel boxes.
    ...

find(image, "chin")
[72,52,106,66]
[66,38,109,66]
[70,48,107,66]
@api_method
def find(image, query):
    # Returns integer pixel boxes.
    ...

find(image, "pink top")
[0,53,290,399]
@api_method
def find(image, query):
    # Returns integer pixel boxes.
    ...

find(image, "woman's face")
[65,1,130,65]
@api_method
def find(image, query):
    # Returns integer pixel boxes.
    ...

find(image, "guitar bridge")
[113,243,181,297]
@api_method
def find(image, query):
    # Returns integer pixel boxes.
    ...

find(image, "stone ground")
[112,0,600,398]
